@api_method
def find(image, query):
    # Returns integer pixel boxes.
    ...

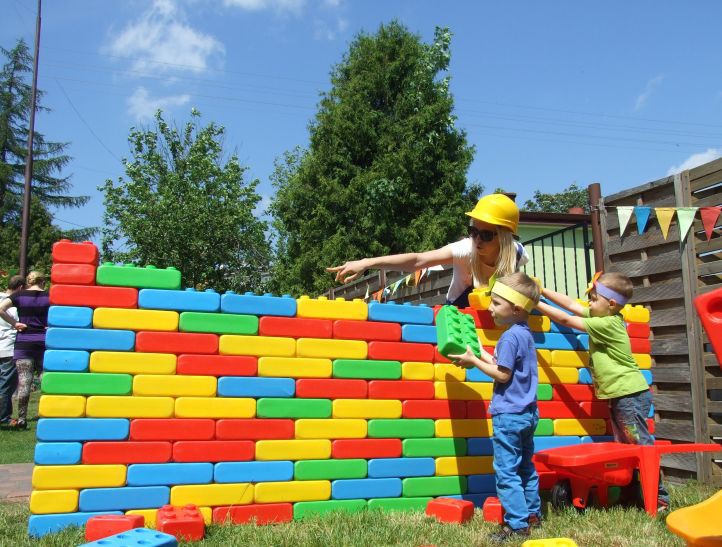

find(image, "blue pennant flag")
[634,206,652,234]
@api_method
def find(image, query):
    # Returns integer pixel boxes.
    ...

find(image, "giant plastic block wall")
[29,240,653,536]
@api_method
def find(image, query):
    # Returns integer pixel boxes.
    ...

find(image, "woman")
[0,276,24,426]
[327,194,528,307]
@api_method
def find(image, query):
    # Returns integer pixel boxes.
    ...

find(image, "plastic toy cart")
[535,441,721,516]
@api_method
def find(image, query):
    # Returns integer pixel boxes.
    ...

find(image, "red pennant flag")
[700,206,722,241]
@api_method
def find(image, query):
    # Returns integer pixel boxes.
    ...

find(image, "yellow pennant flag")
[655,207,676,240]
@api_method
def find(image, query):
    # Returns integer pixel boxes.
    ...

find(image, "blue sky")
[3,0,722,240]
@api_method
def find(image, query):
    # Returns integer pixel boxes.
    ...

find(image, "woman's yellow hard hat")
[466,194,520,234]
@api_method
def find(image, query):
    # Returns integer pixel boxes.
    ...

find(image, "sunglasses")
[467,225,498,242]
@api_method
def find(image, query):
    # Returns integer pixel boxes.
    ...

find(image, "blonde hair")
[470,227,518,287]
[26,271,47,288]
[598,272,633,299]
[496,272,541,305]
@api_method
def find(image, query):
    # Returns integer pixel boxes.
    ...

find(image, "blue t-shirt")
[489,322,538,416]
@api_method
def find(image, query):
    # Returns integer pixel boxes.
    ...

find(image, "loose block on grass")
[32,465,127,490]
[215,418,295,440]
[50,285,138,308]
[52,239,99,264]
[139,288,220,312]
[332,399,402,419]
[297,296,368,320]
[257,397,331,418]
[127,463,214,486]
[331,439,402,459]
[426,498,474,524]
[86,396,175,418]
[218,376,295,398]
[293,499,367,519]
[93,308,179,332]
[368,457,435,478]
[173,441,254,462]
[368,301,434,325]
[85,514,145,542]
[29,489,79,514]
[79,528,178,547]
[170,483,254,507]
[156,504,205,541]
[212,503,294,525]
[294,459,367,480]
[46,328,135,352]
[333,320,402,341]
[255,439,331,460]
[221,292,297,317]
[136,332,218,355]
[295,378,368,398]
[332,359,401,380]
[179,311,258,334]
[44,349,89,372]
[90,351,176,375]
[29,511,124,538]
[295,418,367,439]
[79,486,171,511]
[97,263,181,290]
[48,306,93,328]
[35,442,82,465]
[129,419,215,441]
[175,397,255,419]
[41,372,132,396]
[83,441,172,464]
[38,395,86,418]
[402,438,467,457]
[37,418,130,442]
[214,461,293,483]
[254,480,331,503]
[259,316,333,338]
[482,496,504,524]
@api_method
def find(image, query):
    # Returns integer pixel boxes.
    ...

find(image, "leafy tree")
[523,183,589,213]
[100,109,270,293]
[269,22,476,295]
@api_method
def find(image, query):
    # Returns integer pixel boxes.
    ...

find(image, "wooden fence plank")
[610,252,682,278]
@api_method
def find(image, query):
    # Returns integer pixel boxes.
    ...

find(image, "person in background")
[0,276,25,426]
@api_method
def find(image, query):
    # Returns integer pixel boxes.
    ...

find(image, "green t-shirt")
[582,310,649,399]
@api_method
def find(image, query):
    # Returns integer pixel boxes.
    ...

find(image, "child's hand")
[447,346,477,369]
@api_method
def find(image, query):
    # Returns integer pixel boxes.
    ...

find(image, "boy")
[536,271,669,510]
[449,272,541,542]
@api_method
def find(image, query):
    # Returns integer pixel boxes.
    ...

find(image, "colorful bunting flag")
[634,206,651,234]
[617,206,634,236]
[700,206,722,241]
[414,269,422,286]
[654,208,676,240]
[364,285,369,301]
[676,207,697,244]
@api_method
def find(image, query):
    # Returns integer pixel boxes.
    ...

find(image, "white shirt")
[0,294,19,358]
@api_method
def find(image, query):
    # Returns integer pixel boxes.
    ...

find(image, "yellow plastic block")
[538,366,579,385]
[621,305,650,324]
[175,397,255,418]
[551,350,589,368]
[401,361,434,381]
[133,374,216,397]
[528,315,551,333]
[477,328,504,346]
[29,489,79,514]
[296,296,368,321]
[256,439,332,461]
[332,399,402,419]
[435,381,493,400]
[553,418,607,436]
[296,338,368,359]
[295,419,367,439]
[522,539,578,547]
[633,353,652,369]
[435,419,492,438]
[86,396,174,418]
[32,465,126,490]
[258,357,332,378]
[254,480,331,503]
[468,289,491,311]
[38,395,86,418]
[90,351,176,375]
[435,456,494,476]
[126,509,158,528]
[93,308,179,331]
[434,364,466,382]
[219,335,296,357]
[171,483,254,507]
[537,349,552,368]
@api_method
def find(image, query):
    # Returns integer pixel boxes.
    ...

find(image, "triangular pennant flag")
[617,206,634,236]
[392,279,403,294]
[404,274,412,287]
[654,208,676,240]
[634,206,651,234]
[414,269,422,286]
[676,207,697,243]
[364,285,369,301]
[373,290,382,303]
[700,206,722,241]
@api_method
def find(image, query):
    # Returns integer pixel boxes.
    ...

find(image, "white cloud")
[323,0,341,7]
[128,87,191,121]
[667,148,722,175]
[313,16,348,40]
[634,75,664,112]
[223,0,305,14]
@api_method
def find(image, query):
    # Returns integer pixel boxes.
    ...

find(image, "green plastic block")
[435,305,481,358]
[534,418,554,436]
[402,438,467,457]
[97,262,181,290]
[537,384,553,401]
[294,459,367,480]
[368,497,432,511]
[179,312,258,335]
[256,398,331,418]
[402,476,467,497]
[332,360,401,380]
[293,499,367,520]
[368,419,435,439]
[41,372,132,395]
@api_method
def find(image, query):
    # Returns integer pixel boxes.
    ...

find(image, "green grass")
[0,391,39,464]
[0,482,716,546]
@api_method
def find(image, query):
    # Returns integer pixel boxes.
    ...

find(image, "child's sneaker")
[657,498,670,513]
[527,514,542,528]
[488,524,530,543]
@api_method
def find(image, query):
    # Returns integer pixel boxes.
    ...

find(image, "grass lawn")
[0,481,716,546]
[0,391,39,464]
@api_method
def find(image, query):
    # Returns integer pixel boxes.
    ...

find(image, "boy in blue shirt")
[450,272,541,542]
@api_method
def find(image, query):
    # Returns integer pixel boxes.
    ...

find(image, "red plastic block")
[552,384,596,402]
[173,440,254,462]
[434,347,451,363]
[333,320,402,341]
[332,438,402,459]
[482,496,504,524]
[694,287,722,369]
[130,419,215,441]
[176,354,257,376]
[462,307,495,329]
[82,441,172,464]
[157,504,205,541]
[629,337,651,354]
[50,263,96,285]
[52,239,99,265]
[426,498,474,524]
[136,332,219,354]
[49,284,138,308]
[579,401,610,419]
[466,401,491,418]
[259,316,333,338]
[296,379,368,399]
[368,380,434,400]
[212,503,293,525]
[626,322,650,338]
[216,419,295,440]
[647,418,655,434]
[85,514,144,542]
[403,400,467,419]
[538,401,588,419]
[368,341,435,362]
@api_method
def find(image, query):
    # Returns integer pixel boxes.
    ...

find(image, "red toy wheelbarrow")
[535,441,721,516]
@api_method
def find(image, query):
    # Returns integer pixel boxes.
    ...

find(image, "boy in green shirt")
[536,272,669,510]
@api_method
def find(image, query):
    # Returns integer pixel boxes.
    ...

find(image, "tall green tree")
[100,109,271,293]
[523,183,589,213]
[269,22,476,295]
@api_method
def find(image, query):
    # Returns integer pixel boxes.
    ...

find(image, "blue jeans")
[492,407,541,530]
[0,357,17,423]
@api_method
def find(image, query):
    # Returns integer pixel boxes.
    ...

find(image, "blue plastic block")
[127,463,213,486]
[48,306,93,328]
[577,334,590,350]
[214,461,294,483]
[466,368,493,382]
[467,473,496,493]
[45,328,135,351]
[578,368,593,384]
[532,332,578,350]
[368,301,434,325]
[580,435,615,444]
[34,442,82,465]
[549,321,575,334]
[221,292,297,317]
[79,486,170,511]
[533,436,581,452]
[43,350,89,372]
[36,418,129,442]
[28,511,123,537]
[368,457,435,478]
[139,288,220,312]
[217,377,295,398]
[641,370,653,385]
[401,324,437,344]
[443,493,495,507]
[79,528,178,546]
[332,478,402,499]
[467,438,494,456]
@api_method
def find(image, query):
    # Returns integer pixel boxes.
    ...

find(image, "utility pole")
[19,0,42,278]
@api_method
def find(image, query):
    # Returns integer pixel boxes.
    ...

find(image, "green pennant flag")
[676,207,697,244]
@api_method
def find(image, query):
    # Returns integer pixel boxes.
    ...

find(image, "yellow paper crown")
[490,282,534,312]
